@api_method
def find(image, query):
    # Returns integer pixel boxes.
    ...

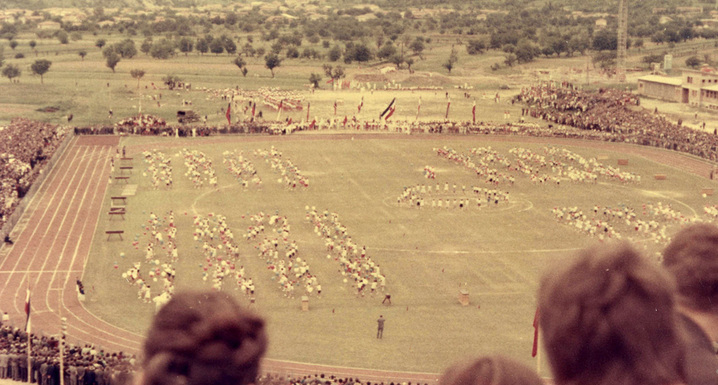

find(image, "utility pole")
[617,0,628,82]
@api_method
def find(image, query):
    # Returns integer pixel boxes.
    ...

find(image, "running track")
[0,132,714,384]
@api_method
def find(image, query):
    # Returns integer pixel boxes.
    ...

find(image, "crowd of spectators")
[0,118,66,230]
[516,82,718,161]
[71,84,718,166]
[0,323,135,385]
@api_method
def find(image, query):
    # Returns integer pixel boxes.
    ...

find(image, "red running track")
[0,135,144,354]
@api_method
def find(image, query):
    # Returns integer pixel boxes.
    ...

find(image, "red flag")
[287,118,292,125]
[343,116,348,127]
[251,103,256,117]
[532,307,540,357]
[225,103,231,124]
[472,102,476,124]
[306,102,310,122]
[24,287,31,333]
[445,99,451,119]
[333,101,337,116]
[358,97,364,113]
[278,100,283,111]
[309,119,316,129]
[384,105,395,121]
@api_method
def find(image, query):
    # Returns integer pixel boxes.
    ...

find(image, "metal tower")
[617,0,628,82]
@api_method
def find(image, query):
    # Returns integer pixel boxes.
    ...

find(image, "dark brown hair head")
[539,242,685,385]
[663,223,718,311]
[142,291,267,385]
[440,356,543,385]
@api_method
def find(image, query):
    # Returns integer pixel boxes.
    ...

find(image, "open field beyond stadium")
[1,131,716,379]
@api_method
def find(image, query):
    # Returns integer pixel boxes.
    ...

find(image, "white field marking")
[70,146,145,345]
[320,153,410,233]
[0,270,82,274]
[597,181,699,218]
[44,147,110,314]
[191,183,237,216]
[3,145,89,315]
[370,246,584,254]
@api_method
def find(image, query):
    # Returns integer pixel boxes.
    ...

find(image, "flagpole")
[26,273,31,384]
[276,100,283,121]
[536,338,541,376]
[59,289,65,385]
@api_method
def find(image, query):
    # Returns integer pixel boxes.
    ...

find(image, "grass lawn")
[80,133,718,373]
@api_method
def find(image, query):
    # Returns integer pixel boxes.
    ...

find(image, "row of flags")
[223,98,480,125]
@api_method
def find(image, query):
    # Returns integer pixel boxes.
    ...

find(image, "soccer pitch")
[81,133,716,373]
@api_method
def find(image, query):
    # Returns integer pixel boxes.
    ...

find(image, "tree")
[56,31,69,44]
[390,54,404,69]
[504,53,517,67]
[2,64,20,82]
[406,57,415,72]
[466,39,486,55]
[515,39,540,63]
[592,29,617,51]
[78,50,87,61]
[685,56,701,69]
[377,42,397,60]
[29,40,36,52]
[286,46,299,58]
[130,68,145,88]
[115,39,137,59]
[196,37,209,55]
[30,59,51,83]
[105,51,120,72]
[150,39,175,59]
[345,43,372,63]
[309,73,322,88]
[233,56,248,77]
[410,39,425,56]
[95,38,106,49]
[443,49,458,73]
[138,39,151,56]
[210,38,225,55]
[9,40,17,50]
[163,74,182,90]
[323,64,345,83]
[328,45,342,62]
[221,35,236,55]
[178,37,193,56]
[264,53,281,77]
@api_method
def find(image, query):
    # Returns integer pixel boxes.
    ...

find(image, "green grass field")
[80,133,718,373]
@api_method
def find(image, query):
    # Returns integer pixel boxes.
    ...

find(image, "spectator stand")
[0,127,72,249]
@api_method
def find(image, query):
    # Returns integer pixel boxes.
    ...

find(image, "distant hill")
[1,0,711,12]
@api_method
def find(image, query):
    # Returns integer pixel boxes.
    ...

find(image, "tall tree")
[105,51,120,72]
[178,37,193,56]
[2,64,20,82]
[30,59,51,83]
[264,53,281,78]
[233,56,248,77]
[130,68,145,89]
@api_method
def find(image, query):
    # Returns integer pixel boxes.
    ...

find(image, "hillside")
[1,0,711,12]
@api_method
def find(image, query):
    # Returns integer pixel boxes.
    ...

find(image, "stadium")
[2,1,718,384]
[1,84,717,383]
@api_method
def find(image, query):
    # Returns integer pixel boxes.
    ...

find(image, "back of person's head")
[439,356,543,385]
[662,223,718,312]
[142,291,267,385]
[538,242,685,385]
